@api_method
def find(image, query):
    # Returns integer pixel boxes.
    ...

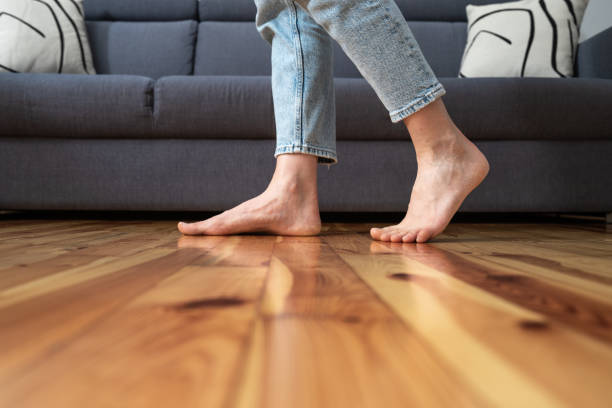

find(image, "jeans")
[254,0,446,165]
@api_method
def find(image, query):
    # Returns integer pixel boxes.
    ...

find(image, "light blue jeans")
[254,0,446,165]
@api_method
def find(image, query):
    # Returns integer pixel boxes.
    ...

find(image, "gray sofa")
[1,0,611,216]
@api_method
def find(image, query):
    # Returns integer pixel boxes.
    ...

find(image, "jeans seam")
[389,82,446,123]
[276,142,337,152]
[285,0,305,147]
[275,144,338,162]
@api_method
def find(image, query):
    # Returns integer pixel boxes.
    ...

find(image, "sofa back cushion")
[193,20,467,78]
[83,0,198,78]
[193,0,523,78]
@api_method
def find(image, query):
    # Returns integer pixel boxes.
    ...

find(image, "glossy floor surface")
[0,216,611,407]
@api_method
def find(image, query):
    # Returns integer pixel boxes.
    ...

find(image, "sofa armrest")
[576,26,612,79]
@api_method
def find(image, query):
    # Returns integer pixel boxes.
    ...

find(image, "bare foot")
[178,154,321,236]
[370,127,489,243]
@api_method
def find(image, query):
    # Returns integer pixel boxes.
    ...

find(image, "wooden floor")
[0,215,611,407]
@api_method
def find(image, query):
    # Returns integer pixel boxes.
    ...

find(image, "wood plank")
[326,233,612,408]
[1,219,611,408]
[0,234,276,408]
[0,247,217,386]
[232,236,500,408]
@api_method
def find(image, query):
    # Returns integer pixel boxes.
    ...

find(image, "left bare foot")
[370,127,489,243]
[177,153,321,236]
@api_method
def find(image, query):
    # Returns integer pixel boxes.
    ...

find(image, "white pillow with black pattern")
[0,0,95,74]
[459,0,589,78]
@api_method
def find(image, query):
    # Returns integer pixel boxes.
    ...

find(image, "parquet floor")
[0,215,611,407]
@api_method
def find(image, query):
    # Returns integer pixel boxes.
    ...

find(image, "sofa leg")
[607,213,612,224]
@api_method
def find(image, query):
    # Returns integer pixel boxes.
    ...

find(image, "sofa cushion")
[577,26,612,79]
[459,0,589,78]
[153,75,612,142]
[199,0,256,21]
[198,0,518,22]
[0,73,153,138]
[153,76,275,139]
[441,77,612,141]
[0,0,96,75]
[84,0,197,21]
[341,77,612,141]
[86,21,197,79]
[193,21,466,78]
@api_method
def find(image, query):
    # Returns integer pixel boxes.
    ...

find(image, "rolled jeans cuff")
[389,82,447,123]
[275,144,338,165]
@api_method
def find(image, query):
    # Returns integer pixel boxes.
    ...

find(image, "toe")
[379,231,392,241]
[178,221,208,235]
[177,221,191,234]
[370,227,383,240]
[402,231,417,243]
[416,229,433,243]
[389,233,404,243]
[372,225,406,242]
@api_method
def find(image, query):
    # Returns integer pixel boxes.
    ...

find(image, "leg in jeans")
[258,0,337,165]
[179,0,489,241]
[178,0,328,236]
[290,0,489,242]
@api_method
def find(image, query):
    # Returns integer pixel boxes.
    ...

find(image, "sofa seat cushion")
[441,77,612,141]
[0,73,153,138]
[153,76,612,142]
[153,76,275,139]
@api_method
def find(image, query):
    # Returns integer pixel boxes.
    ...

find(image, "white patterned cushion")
[459,0,589,78]
[0,0,95,74]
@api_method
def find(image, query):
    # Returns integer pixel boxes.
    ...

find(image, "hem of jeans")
[275,144,338,165]
[389,82,447,123]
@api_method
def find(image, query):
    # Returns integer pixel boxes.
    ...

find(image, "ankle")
[414,128,464,161]
[269,154,318,193]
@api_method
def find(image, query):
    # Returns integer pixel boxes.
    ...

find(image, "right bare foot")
[178,154,321,236]
[370,128,488,243]
[370,98,489,243]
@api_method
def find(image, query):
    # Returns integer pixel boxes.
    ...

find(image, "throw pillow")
[459,0,589,78]
[0,0,95,74]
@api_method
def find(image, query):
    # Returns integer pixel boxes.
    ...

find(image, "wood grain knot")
[488,274,522,283]
[173,297,246,310]
[519,320,549,330]
[389,273,412,281]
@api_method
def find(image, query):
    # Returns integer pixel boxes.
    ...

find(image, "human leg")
[370,99,489,243]
[292,0,489,242]
[256,0,337,164]
[178,0,335,236]
[178,153,321,235]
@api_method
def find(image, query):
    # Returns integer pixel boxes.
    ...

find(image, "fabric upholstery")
[194,22,269,76]
[84,0,197,21]
[1,0,610,215]
[194,21,466,78]
[577,27,612,79]
[153,75,275,139]
[199,0,257,21]
[1,138,611,212]
[198,0,518,22]
[440,77,612,141]
[3,74,610,142]
[0,73,153,138]
[152,75,612,142]
[86,21,197,78]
